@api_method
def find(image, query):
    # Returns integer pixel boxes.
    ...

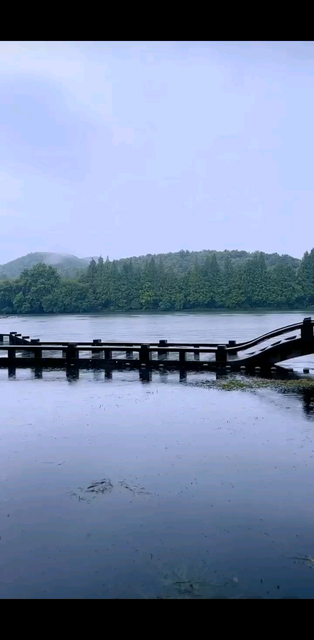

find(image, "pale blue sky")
[0,41,314,263]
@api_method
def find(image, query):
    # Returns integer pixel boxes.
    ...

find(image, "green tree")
[13,264,61,313]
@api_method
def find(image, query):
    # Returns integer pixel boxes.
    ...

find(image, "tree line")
[1,249,314,314]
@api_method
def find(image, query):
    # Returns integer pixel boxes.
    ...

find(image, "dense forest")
[0,248,314,314]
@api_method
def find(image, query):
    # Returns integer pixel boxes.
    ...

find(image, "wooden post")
[104,349,112,360]
[179,350,186,365]
[31,338,41,358]
[33,346,42,360]
[126,349,133,358]
[8,347,16,361]
[66,343,79,361]
[228,340,237,355]
[21,337,30,355]
[93,339,103,357]
[179,369,187,382]
[0,334,3,342]
[301,317,313,341]
[105,369,112,379]
[139,344,150,366]
[193,345,200,360]
[9,332,17,344]
[158,340,168,359]
[216,345,227,366]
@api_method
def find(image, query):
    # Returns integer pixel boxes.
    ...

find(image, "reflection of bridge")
[1,317,314,373]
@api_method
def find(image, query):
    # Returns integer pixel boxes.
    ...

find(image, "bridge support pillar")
[31,339,41,358]
[194,345,200,360]
[126,349,133,358]
[301,317,313,341]
[66,343,79,361]
[93,339,103,357]
[8,348,16,361]
[158,340,168,359]
[140,344,150,366]
[216,345,227,366]
[228,340,237,355]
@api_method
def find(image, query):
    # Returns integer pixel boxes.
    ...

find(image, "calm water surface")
[1,312,314,599]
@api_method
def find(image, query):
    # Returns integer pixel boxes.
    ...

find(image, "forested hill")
[0,252,92,279]
[0,248,313,314]
[118,249,301,274]
[0,248,301,280]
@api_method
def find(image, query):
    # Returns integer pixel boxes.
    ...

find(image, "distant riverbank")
[2,307,314,318]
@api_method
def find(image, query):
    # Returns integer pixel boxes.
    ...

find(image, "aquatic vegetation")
[68,477,151,502]
[142,563,239,599]
[117,480,151,496]
[86,478,113,494]
[193,376,314,394]
[288,553,314,568]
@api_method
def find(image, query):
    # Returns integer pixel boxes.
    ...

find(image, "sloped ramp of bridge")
[224,317,314,371]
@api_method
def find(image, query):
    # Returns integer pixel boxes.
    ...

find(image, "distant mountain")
[0,252,91,279]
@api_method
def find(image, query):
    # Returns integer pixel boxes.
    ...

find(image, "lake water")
[1,311,314,599]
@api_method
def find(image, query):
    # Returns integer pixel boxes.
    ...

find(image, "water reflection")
[8,366,16,379]
[139,368,152,383]
[5,362,314,421]
[301,390,314,417]
[66,366,79,382]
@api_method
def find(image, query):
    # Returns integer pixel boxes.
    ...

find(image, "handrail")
[226,320,308,353]
[0,344,217,353]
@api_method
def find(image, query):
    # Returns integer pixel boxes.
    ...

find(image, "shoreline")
[1,308,314,318]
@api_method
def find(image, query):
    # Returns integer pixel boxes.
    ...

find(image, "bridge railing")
[1,318,313,359]
[225,319,313,354]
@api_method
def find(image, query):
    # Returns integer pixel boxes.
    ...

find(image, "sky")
[0,41,314,263]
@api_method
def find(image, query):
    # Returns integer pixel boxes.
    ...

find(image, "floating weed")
[192,377,314,394]
[287,553,314,568]
[141,563,239,599]
[68,477,151,503]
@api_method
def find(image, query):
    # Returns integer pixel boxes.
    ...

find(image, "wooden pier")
[1,317,314,374]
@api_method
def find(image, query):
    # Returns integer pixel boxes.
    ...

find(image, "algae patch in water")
[193,377,314,394]
[139,563,240,600]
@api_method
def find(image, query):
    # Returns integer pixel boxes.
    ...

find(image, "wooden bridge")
[1,317,314,374]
